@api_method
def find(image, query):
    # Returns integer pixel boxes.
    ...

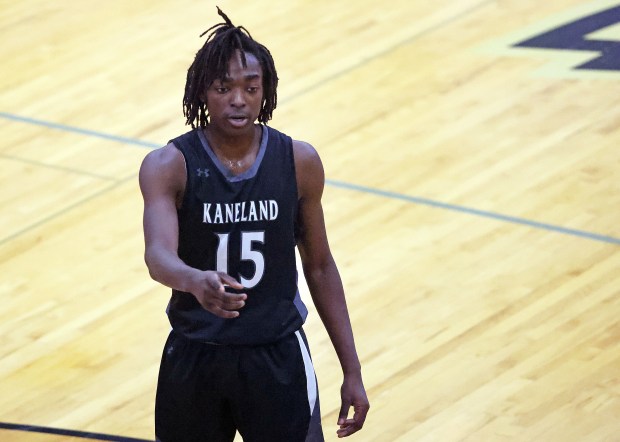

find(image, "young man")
[139,8,369,441]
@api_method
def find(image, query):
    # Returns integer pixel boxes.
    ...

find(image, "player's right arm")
[138,143,246,318]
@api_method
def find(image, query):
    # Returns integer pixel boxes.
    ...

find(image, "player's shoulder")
[139,142,186,193]
[291,139,324,199]
[292,139,322,167]
[141,142,183,172]
[263,125,323,186]
[143,127,199,165]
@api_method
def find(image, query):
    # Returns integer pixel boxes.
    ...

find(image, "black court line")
[1,111,619,246]
[0,175,133,247]
[0,422,151,441]
[0,153,120,181]
[327,179,620,245]
[0,112,158,149]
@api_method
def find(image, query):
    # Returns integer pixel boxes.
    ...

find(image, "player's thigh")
[155,331,236,442]
[234,330,324,442]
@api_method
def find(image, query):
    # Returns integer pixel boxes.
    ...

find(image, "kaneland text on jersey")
[202,200,279,224]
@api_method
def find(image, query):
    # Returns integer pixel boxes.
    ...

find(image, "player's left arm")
[293,140,369,438]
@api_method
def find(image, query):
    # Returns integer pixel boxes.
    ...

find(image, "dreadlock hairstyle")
[183,7,278,128]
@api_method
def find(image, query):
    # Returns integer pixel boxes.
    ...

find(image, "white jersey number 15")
[215,231,265,289]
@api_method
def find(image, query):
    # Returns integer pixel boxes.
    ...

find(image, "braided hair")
[183,7,278,128]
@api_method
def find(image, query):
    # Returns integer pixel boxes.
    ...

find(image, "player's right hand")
[191,271,247,318]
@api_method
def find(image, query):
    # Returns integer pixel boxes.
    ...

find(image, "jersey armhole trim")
[170,140,190,213]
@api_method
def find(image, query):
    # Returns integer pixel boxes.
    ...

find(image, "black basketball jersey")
[167,125,308,345]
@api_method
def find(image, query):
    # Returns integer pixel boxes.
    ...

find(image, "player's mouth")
[227,115,249,127]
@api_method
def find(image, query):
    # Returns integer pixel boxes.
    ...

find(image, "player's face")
[205,51,264,135]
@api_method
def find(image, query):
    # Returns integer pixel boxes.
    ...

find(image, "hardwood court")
[1,0,619,440]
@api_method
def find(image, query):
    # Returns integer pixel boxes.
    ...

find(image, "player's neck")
[204,124,260,158]
[203,125,262,174]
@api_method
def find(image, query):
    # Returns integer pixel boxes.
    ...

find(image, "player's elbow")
[144,254,157,282]
[144,247,164,283]
[302,255,337,283]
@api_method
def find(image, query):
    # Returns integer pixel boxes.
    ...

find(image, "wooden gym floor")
[1,0,619,440]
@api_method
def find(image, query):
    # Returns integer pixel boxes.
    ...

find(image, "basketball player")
[139,7,369,442]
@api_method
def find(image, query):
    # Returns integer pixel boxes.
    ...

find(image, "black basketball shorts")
[155,329,324,442]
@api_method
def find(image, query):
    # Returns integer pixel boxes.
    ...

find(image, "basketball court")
[1,0,619,440]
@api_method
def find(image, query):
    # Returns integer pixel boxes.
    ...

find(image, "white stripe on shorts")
[295,330,317,415]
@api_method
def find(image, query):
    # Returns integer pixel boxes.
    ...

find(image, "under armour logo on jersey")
[197,168,210,178]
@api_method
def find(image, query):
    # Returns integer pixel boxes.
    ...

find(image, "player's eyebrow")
[221,73,261,82]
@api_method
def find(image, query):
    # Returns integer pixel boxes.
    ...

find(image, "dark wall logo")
[514,5,620,71]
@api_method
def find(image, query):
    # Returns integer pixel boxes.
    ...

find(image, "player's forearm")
[145,244,200,293]
[305,260,362,375]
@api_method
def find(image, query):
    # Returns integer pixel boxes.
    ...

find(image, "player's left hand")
[337,373,369,438]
